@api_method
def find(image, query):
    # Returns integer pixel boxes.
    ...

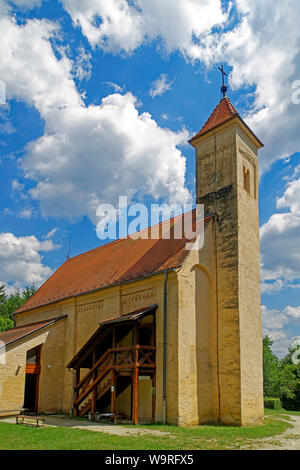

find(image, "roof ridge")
[66,209,196,263]
[14,215,212,315]
[189,97,239,143]
[3,316,66,331]
[224,96,238,115]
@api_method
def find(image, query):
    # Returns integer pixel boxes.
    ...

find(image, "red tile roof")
[15,213,211,315]
[0,316,67,349]
[189,97,238,143]
[189,97,263,148]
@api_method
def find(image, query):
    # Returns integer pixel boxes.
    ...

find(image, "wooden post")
[91,347,97,420]
[91,385,96,420]
[111,371,116,415]
[111,327,117,417]
[133,367,139,425]
[132,345,139,425]
[74,368,80,417]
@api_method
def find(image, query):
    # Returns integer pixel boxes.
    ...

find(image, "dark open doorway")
[23,345,41,414]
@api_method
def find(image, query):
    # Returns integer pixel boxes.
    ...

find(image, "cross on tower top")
[218,64,228,99]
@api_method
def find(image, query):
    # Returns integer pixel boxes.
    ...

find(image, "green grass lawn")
[0,411,292,451]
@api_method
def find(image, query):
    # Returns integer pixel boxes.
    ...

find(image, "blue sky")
[0,0,300,356]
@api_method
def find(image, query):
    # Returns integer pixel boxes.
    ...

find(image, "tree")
[263,335,300,410]
[263,335,279,397]
[0,285,6,304]
[0,284,37,333]
[280,345,300,410]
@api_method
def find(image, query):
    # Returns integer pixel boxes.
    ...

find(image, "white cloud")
[2,208,13,216]
[262,304,300,356]
[0,15,81,118]
[0,9,191,222]
[149,74,173,98]
[24,92,191,220]
[0,0,9,16]
[261,174,300,291]
[263,328,291,357]
[262,305,287,330]
[59,0,300,174]
[284,306,300,319]
[0,120,15,135]
[19,207,34,219]
[60,0,228,54]
[12,179,24,192]
[11,0,44,8]
[73,46,92,82]
[0,232,56,288]
[45,228,58,239]
[219,0,300,173]
[105,82,124,93]
[1,0,299,224]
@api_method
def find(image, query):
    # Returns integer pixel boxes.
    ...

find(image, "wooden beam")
[111,372,116,415]
[132,368,139,425]
[91,384,96,420]
[133,345,139,425]
[75,364,112,407]
[91,348,97,420]
[76,348,112,391]
[75,327,112,368]
[111,329,116,416]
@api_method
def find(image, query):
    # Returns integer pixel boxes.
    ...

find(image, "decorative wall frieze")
[239,147,256,167]
[77,301,104,314]
[121,288,157,305]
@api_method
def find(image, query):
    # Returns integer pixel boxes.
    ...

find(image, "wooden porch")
[67,305,157,425]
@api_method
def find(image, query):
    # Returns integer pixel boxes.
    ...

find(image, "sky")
[0,0,300,356]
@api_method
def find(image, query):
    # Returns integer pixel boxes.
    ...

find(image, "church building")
[0,93,264,426]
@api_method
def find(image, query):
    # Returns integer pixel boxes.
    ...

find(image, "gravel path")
[243,414,300,450]
[2,415,170,437]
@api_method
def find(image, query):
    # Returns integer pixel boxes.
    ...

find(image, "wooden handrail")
[75,345,156,407]
[76,349,112,391]
[76,346,156,389]
[75,364,113,407]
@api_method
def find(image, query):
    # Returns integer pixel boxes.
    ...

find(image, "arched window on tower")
[243,165,251,194]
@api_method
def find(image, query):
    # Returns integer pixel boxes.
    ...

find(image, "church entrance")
[67,305,157,424]
[23,346,41,413]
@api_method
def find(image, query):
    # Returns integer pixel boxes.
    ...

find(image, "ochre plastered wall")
[177,221,218,426]
[193,121,264,425]
[236,130,264,424]
[12,272,180,424]
[0,319,66,415]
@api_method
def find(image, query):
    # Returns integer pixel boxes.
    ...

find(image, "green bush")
[264,397,282,410]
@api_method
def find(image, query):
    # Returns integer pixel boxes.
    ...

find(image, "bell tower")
[189,87,264,425]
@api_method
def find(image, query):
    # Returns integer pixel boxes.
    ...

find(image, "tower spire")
[218,64,228,99]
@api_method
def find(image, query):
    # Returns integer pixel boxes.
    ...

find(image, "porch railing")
[73,345,155,417]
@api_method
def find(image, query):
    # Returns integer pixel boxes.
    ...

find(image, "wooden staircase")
[73,345,156,421]
[74,349,114,417]
[78,379,113,417]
